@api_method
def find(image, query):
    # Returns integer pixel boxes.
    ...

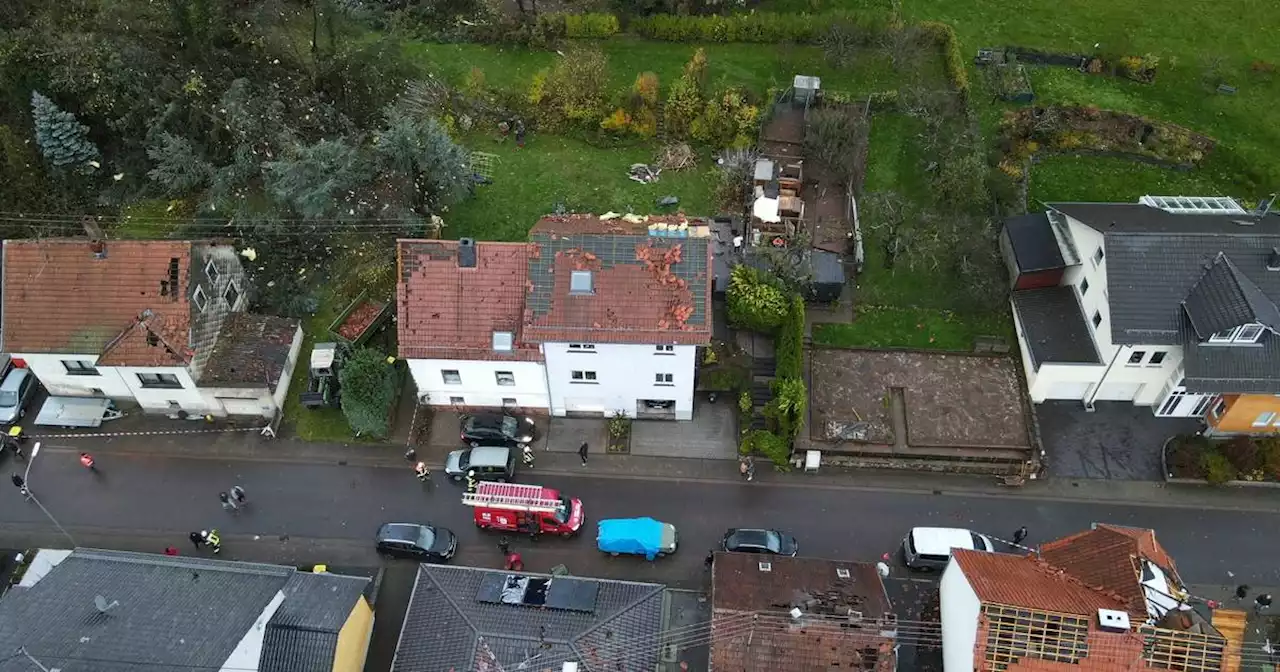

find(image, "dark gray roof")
[1011,287,1101,368]
[391,565,666,672]
[1181,253,1280,338]
[1180,319,1280,393]
[0,549,291,672]
[1046,202,1280,234]
[260,572,370,672]
[1004,213,1066,272]
[200,313,302,387]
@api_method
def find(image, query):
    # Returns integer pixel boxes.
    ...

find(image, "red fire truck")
[462,482,585,537]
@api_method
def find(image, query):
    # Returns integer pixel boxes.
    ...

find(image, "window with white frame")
[1148,351,1167,366]
[502,397,517,406]
[655,373,673,385]
[137,372,183,389]
[62,360,99,376]
[569,270,593,295]
[205,259,221,284]
[193,285,208,312]
[1209,324,1266,344]
[1092,246,1104,266]
[442,369,461,384]
[567,344,596,352]
[1127,350,1145,365]
[1092,311,1102,329]
[223,282,241,308]
[655,345,674,354]
[450,396,465,405]
[1253,411,1277,427]
[570,370,597,382]
[495,371,515,386]
[1080,277,1089,295]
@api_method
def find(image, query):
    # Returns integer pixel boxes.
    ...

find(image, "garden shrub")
[918,21,968,95]
[775,296,805,379]
[663,49,707,140]
[1220,435,1262,473]
[338,347,398,439]
[691,88,759,149]
[532,47,611,130]
[1166,434,1210,478]
[726,265,788,333]
[630,11,881,45]
[1200,450,1237,485]
[740,429,792,468]
[565,13,620,38]
[738,390,752,416]
[770,376,807,440]
[1260,437,1280,480]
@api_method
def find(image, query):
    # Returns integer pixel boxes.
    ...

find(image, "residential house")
[941,523,1230,672]
[0,548,373,672]
[710,551,897,671]
[1001,196,1280,434]
[398,214,714,420]
[390,564,669,671]
[1,239,303,419]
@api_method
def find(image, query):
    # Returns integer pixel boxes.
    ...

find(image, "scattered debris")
[657,196,679,208]
[628,163,661,184]
[656,142,698,171]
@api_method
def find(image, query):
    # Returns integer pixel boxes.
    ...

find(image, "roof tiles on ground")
[397,240,542,362]
[525,215,713,345]
[2,239,194,366]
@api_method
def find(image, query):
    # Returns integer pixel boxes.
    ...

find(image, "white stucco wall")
[940,562,982,672]
[18,353,215,413]
[543,342,696,420]
[1017,215,1183,406]
[272,325,305,413]
[408,358,549,409]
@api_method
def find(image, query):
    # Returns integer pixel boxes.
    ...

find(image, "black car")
[375,523,457,562]
[721,528,799,557]
[460,413,536,448]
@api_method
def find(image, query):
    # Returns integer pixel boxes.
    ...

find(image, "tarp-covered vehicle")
[596,517,678,560]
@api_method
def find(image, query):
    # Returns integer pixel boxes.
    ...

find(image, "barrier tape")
[30,426,268,439]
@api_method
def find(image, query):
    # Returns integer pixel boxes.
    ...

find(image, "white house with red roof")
[0,238,302,419]
[940,524,1230,672]
[397,214,715,420]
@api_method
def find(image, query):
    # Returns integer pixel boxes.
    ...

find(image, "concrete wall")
[271,325,305,414]
[940,562,981,672]
[408,358,549,409]
[332,596,374,672]
[543,342,696,420]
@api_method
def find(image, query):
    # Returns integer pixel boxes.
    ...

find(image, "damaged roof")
[1038,523,1180,618]
[2,239,195,365]
[396,240,542,361]
[524,215,714,345]
[200,313,301,387]
[710,553,896,672]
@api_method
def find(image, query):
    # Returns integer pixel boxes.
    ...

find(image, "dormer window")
[569,270,593,295]
[1209,324,1265,344]
[205,260,220,284]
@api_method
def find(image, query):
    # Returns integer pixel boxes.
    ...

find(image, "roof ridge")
[72,548,293,577]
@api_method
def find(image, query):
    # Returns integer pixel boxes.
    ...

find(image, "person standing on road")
[220,491,238,512]
[230,485,246,505]
[465,470,478,492]
[203,529,222,554]
[498,537,511,557]
[1235,585,1250,602]
[79,452,96,471]
[189,531,205,551]
[164,546,179,556]
[415,462,430,482]
[522,444,535,468]
[10,473,28,498]
[1013,526,1029,545]
[1256,593,1273,613]
[578,441,589,467]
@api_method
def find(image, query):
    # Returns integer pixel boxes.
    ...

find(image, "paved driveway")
[630,401,737,459]
[1037,401,1204,480]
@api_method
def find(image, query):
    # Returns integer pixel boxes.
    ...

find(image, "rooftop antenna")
[94,594,120,614]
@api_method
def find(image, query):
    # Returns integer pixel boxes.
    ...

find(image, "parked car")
[460,413,536,448]
[721,528,798,557]
[444,445,516,483]
[375,522,457,562]
[0,367,38,425]
[900,527,995,571]
[598,517,678,560]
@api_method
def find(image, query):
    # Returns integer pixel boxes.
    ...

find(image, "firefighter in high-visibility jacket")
[202,529,222,554]
[465,470,478,492]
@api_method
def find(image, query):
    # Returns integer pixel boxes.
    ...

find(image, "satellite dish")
[94,595,119,613]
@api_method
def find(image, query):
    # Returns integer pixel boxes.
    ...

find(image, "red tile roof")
[2,239,195,366]
[396,240,542,361]
[523,214,713,345]
[1039,524,1177,617]
[951,549,1130,615]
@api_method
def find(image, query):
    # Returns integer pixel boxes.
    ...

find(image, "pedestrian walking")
[404,447,417,463]
[704,550,715,568]
[1012,526,1029,545]
[163,546,179,557]
[10,472,28,498]
[514,119,527,149]
[497,536,511,557]
[1235,585,1250,602]
[415,462,430,482]
[1256,593,1273,613]
[522,444,535,468]
[189,531,205,551]
[79,452,96,471]
[230,485,246,505]
[504,552,524,571]
[220,491,239,512]
[578,441,589,466]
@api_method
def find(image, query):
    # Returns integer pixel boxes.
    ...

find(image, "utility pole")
[11,443,77,548]
[17,646,51,672]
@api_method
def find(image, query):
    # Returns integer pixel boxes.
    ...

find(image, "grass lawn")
[812,305,1009,351]
[281,291,361,443]
[402,38,909,98]
[1028,154,1236,205]
[113,199,189,239]
[447,133,717,241]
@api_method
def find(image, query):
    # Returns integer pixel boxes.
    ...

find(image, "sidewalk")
[42,429,1280,512]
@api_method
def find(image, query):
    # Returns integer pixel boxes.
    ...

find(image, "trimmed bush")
[1201,450,1236,485]
[740,429,792,468]
[630,11,883,45]
[775,296,805,379]
[565,13,620,38]
[339,347,398,439]
[919,21,968,95]
[726,265,788,333]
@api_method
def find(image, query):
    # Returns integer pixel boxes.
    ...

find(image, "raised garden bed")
[988,63,1035,104]
[329,289,393,347]
[1163,434,1280,486]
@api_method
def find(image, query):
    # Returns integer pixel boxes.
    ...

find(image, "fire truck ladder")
[461,482,562,513]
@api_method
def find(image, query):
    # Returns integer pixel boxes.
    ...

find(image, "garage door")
[1045,381,1092,400]
[1094,382,1143,402]
[219,398,268,417]
[563,398,605,417]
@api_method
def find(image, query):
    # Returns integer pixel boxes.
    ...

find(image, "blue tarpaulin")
[597,518,667,560]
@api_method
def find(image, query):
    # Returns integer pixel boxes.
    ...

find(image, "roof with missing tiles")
[200,313,301,387]
[523,215,713,345]
[2,239,195,365]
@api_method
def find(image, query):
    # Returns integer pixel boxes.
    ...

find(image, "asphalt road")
[0,445,1274,587]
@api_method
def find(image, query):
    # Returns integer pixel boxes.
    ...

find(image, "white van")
[900,527,995,570]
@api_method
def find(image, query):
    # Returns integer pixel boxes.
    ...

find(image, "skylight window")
[569,270,593,295]
[492,331,514,352]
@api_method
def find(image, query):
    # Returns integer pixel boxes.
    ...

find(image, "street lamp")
[10,442,76,548]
